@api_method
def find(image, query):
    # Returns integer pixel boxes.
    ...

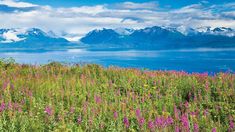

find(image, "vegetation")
[0,58,234,131]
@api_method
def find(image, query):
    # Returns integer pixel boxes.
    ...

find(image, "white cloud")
[0,0,235,41]
[172,4,203,13]
[112,1,159,10]
[0,0,37,8]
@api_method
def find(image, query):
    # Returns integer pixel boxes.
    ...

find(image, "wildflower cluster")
[0,60,234,131]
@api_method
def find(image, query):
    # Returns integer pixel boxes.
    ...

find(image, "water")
[0,48,235,73]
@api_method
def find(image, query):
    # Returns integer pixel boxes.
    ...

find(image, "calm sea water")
[0,48,235,73]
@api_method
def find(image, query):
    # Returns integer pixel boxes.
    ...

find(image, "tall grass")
[0,59,234,131]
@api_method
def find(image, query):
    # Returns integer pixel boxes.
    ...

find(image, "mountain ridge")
[1,26,235,51]
[0,28,75,52]
[80,26,235,50]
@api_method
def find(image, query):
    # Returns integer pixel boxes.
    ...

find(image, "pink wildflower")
[148,120,155,130]
[212,128,216,132]
[0,102,5,112]
[135,108,141,118]
[181,114,189,131]
[229,118,234,131]
[44,106,52,116]
[94,95,102,104]
[114,111,118,119]
[77,116,82,124]
[166,116,174,125]
[123,116,130,128]
[175,126,180,132]
[138,117,145,127]
[194,123,199,132]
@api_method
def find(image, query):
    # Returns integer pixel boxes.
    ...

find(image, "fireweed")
[0,61,234,131]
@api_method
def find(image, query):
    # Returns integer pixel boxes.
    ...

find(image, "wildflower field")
[0,59,234,131]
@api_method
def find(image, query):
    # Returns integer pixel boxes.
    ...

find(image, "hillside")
[0,60,234,131]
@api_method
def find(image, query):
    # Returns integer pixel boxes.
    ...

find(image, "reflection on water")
[0,48,235,73]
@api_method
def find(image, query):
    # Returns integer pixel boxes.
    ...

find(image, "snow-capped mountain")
[80,28,121,44]
[0,28,64,43]
[1,26,235,51]
[80,26,235,50]
[0,28,75,52]
[196,27,235,37]
[165,26,235,37]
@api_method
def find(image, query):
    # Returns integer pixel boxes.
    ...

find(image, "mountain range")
[0,26,235,52]
[0,28,75,52]
[80,26,235,50]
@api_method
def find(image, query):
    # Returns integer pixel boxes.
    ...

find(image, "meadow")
[0,58,234,131]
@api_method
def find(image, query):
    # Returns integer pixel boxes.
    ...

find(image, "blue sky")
[20,0,235,8]
[0,0,235,40]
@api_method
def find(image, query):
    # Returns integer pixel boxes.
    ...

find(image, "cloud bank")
[0,0,235,41]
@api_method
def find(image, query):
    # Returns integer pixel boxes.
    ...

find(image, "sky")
[0,0,235,40]
[19,0,235,8]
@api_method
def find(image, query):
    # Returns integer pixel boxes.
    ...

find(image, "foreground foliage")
[0,59,234,131]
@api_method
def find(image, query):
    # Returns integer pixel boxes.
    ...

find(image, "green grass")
[0,58,234,131]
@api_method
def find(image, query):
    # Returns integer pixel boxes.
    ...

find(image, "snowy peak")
[0,28,61,43]
[0,28,73,52]
[160,26,235,37]
[114,28,134,35]
[80,26,235,50]
[210,27,235,37]
[195,27,235,37]
[80,28,121,44]
[25,28,47,36]
[81,26,235,41]
[134,26,184,35]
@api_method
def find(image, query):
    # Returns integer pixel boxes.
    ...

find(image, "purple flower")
[94,95,102,104]
[194,123,199,132]
[184,101,189,108]
[148,120,154,130]
[123,116,130,128]
[212,128,216,132]
[229,119,234,131]
[114,111,118,119]
[77,116,82,124]
[8,102,13,110]
[166,116,174,125]
[138,117,145,127]
[135,108,141,118]
[44,106,52,116]
[230,119,234,128]
[175,126,180,132]
[18,107,22,113]
[155,117,163,128]
[181,114,189,130]
[0,102,5,112]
